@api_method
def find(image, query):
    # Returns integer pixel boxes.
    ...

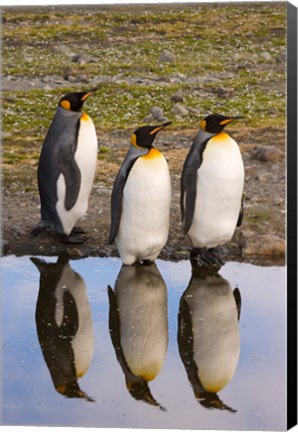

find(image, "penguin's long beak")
[81,86,100,101]
[219,116,243,126]
[149,121,172,135]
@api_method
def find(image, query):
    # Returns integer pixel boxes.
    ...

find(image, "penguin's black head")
[200,114,243,134]
[59,88,98,112]
[126,379,166,410]
[130,121,172,149]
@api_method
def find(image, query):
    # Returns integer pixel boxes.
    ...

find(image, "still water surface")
[1,256,286,430]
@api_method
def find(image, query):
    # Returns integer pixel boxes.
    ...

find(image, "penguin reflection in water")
[31,89,98,244]
[31,255,94,401]
[109,122,172,265]
[108,262,168,410]
[181,114,244,267]
[178,263,241,412]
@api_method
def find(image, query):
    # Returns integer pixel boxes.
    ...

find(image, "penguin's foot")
[208,247,226,266]
[190,247,225,268]
[31,226,47,236]
[31,220,52,236]
[71,226,86,235]
[60,233,87,244]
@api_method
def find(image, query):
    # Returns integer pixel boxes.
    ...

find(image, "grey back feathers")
[181,129,215,234]
[38,106,82,228]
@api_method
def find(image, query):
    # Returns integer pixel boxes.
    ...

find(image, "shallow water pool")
[1,256,286,430]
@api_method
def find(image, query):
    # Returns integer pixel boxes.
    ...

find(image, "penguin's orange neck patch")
[141,148,162,160]
[81,111,90,121]
[211,131,230,142]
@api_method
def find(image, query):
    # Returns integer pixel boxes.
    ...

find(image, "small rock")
[171,91,184,103]
[217,87,234,98]
[171,72,187,81]
[96,187,112,197]
[257,171,270,182]
[172,103,189,117]
[15,227,27,236]
[168,72,188,84]
[243,234,285,256]
[63,66,76,81]
[66,248,85,259]
[75,74,90,84]
[185,106,200,114]
[151,106,164,120]
[72,53,91,65]
[261,51,272,61]
[240,228,255,238]
[251,146,283,162]
[147,106,168,122]
[158,50,176,64]
[143,114,154,123]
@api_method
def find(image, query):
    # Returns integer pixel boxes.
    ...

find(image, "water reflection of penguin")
[178,263,241,412]
[31,255,95,401]
[108,262,168,410]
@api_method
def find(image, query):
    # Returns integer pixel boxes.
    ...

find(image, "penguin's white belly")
[56,116,97,235]
[116,275,168,381]
[54,264,94,379]
[188,135,244,248]
[116,150,171,265]
[186,279,240,393]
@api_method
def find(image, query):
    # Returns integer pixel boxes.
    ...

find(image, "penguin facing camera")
[31,89,98,244]
[108,262,168,410]
[180,114,244,267]
[31,255,95,402]
[109,122,172,265]
[177,261,241,412]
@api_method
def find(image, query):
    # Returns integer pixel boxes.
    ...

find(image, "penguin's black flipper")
[181,137,208,234]
[233,287,241,321]
[109,156,139,244]
[57,147,81,211]
[107,285,133,376]
[177,296,196,375]
[237,196,244,227]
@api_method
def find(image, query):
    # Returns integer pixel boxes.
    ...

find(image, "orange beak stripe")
[81,91,94,102]
[219,118,236,126]
[149,125,166,135]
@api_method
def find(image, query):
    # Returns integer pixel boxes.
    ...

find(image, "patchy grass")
[2,2,286,177]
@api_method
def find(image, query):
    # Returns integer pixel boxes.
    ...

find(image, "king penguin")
[31,255,95,401]
[180,114,244,266]
[31,89,98,244]
[108,262,168,410]
[109,122,172,265]
[178,262,241,412]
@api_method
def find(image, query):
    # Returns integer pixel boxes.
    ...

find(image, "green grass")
[2,2,286,140]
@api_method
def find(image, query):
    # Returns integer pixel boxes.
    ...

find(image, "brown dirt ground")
[2,126,286,266]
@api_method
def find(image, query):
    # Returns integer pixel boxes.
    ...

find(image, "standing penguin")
[181,114,244,266]
[31,255,95,401]
[109,122,172,265]
[178,263,241,412]
[108,262,168,410]
[31,89,98,244]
